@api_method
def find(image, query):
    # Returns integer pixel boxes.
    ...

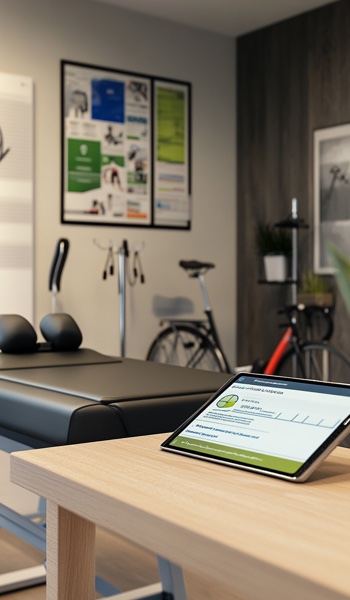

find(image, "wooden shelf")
[258,279,298,285]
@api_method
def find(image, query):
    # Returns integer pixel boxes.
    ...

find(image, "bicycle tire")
[146,324,227,372]
[275,342,350,384]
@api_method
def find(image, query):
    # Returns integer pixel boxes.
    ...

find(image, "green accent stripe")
[170,436,303,474]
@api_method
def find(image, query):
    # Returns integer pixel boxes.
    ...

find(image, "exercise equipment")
[94,238,145,357]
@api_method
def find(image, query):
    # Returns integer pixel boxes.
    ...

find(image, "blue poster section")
[91,79,125,122]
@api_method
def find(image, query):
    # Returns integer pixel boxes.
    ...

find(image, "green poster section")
[170,436,303,474]
[68,139,101,192]
[156,88,185,164]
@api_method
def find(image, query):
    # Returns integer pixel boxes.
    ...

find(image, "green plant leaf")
[327,243,350,314]
[299,270,332,294]
[256,221,292,256]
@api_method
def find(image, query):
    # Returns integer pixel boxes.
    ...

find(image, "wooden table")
[10,434,350,600]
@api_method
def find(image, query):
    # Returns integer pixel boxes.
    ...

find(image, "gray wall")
[237,0,350,366]
[1,0,237,363]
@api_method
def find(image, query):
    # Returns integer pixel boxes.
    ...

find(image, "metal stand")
[275,198,309,377]
[275,197,309,305]
[291,198,298,306]
[118,241,128,357]
[94,239,145,357]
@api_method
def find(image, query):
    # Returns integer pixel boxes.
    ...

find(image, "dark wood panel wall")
[236,0,350,365]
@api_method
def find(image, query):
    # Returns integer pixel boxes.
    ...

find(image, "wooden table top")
[11,434,350,600]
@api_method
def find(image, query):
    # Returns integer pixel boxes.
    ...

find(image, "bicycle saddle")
[179,260,215,272]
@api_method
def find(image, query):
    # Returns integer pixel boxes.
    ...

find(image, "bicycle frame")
[197,272,231,371]
[263,326,293,374]
[262,308,333,380]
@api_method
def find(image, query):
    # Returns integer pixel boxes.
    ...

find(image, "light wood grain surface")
[10,435,350,600]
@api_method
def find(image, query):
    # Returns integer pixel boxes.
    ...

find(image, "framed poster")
[314,124,350,273]
[61,60,191,229]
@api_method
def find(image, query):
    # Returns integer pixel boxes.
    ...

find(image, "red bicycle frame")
[263,326,293,374]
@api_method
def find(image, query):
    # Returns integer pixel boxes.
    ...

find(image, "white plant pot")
[264,254,287,282]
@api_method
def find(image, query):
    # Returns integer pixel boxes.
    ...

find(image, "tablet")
[161,372,350,482]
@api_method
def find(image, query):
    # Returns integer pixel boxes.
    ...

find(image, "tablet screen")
[161,373,350,481]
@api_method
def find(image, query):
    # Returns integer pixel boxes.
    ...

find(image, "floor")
[0,527,234,599]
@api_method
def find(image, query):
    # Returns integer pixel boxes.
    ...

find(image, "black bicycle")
[146,260,231,372]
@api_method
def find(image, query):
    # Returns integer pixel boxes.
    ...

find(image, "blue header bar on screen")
[236,374,350,398]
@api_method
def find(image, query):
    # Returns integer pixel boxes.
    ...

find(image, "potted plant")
[297,271,334,307]
[256,221,292,282]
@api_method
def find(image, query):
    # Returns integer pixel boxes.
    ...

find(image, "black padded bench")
[0,348,229,448]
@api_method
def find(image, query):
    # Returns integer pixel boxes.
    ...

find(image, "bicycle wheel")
[276,342,350,384]
[146,324,226,372]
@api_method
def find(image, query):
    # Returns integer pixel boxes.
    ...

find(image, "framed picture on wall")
[314,123,350,273]
[61,60,191,229]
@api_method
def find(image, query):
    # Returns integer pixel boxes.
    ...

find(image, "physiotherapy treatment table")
[0,347,229,593]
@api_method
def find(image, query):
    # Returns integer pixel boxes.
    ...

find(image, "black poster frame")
[61,60,192,229]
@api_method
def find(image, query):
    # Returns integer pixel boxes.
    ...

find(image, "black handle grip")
[123,239,129,257]
[49,238,70,292]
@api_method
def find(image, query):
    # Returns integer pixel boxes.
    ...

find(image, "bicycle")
[146,260,231,372]
[255,304,350,383]
[147,260,350,383]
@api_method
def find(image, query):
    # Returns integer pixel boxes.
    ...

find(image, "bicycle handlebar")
[280,304,334,341]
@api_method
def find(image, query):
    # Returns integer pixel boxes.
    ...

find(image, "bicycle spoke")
[276,342,350,384]
[147,324,226,372]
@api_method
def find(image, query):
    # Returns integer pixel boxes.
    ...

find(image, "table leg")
[158,557,188,600]
[46,501,96,600]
